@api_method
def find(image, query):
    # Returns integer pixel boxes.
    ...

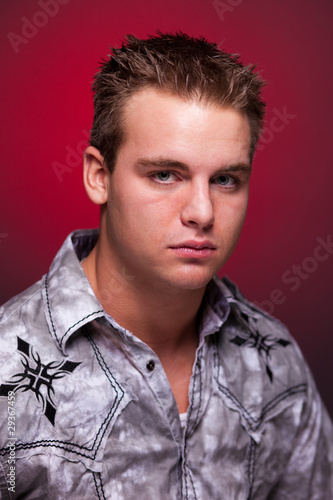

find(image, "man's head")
[83,33,265,292]
[90,31,265,170]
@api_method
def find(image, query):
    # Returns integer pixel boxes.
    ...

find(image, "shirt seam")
[183,356,202,499]
[93,471,106,500]
[246,438,257,500]
[0,333,125,461]
[45,273,60,349]
[214,339,307,431]
[44,271,104,351]
[60,310,104,344]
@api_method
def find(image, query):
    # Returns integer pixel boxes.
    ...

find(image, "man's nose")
[180,181,215,230]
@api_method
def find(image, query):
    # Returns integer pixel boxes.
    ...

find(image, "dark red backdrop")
[1,0,332,416]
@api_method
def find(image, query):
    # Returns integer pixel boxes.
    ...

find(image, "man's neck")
[81,239,206,357]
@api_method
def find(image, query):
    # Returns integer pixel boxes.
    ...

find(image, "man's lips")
[169,241,216,258]
[170,240,216,250]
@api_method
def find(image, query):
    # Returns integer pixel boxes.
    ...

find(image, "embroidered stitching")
[93,472,106,500]
[189,358,203,437]
[246,438,256,500]
[45,273,104,348]
[0,337,81,425]
[183,359,197,498]
[229,311,291,382]
[86,333,125,450]
[99,472,107,500]
[45,273,60,349]
[187,358,203,438]
[214,337,307,431]
[93,472,100,500]
[0,335,125,460]
[183,356,202,499]
[187,467,198,500]
[60,311,104,343]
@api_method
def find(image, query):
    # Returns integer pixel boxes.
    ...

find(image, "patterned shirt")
[0,229,332,500]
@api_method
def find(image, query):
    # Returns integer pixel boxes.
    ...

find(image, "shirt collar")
[42,229,105,354]
[198,277,231,338]
[43,230,247,354]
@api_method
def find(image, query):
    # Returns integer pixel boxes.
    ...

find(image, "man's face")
[102,88,252,292]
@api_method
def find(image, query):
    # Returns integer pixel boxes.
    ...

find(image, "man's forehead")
[122,87,251,137]
[117,88,252,165]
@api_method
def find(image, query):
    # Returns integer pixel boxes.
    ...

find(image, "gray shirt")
[0,230,332,499]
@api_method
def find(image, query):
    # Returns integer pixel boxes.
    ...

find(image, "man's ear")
[83,146,109,205]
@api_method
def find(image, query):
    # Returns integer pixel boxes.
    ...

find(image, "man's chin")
[161,270,215,292]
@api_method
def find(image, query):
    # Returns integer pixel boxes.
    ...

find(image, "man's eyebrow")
[221,164,252,173]
[136,158,189,170]
[136,158,252,173]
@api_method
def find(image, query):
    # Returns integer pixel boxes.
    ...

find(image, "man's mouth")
[169,240,216,258]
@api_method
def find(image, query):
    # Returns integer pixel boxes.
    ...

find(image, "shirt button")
[146,360,155,372]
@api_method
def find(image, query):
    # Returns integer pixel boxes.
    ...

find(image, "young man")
[0,32,332,499]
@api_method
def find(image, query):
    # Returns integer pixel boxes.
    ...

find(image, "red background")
[1,0,332,416]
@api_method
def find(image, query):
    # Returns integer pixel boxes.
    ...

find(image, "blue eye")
[156,171,172,181]
[152,171,177,184]
[215,175,235,186]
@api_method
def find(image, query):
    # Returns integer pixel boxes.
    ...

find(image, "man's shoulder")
[0,279,44,326]
[211,276,325,443]
[220,275,295,340]
[216,275,310,391]
[0,276,57,368]
[0,228,100,345]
